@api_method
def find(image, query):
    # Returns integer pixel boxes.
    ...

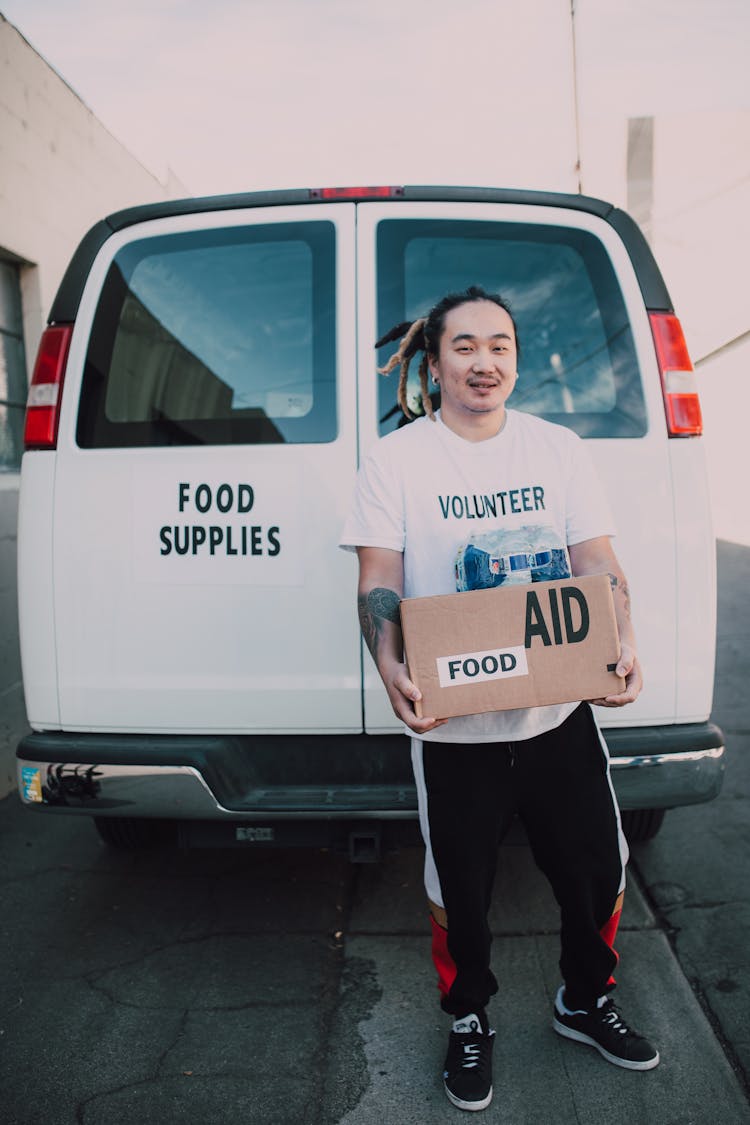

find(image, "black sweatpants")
[416,703,627,1016]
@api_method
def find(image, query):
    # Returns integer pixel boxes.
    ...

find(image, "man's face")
[428,300,518,421]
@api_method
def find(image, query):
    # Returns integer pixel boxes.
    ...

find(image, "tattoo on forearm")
[608,572,632,617]
[357,587,402,660]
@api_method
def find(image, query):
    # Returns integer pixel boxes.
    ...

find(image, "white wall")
[651,113,750,548]
[697,337,750,548]
[0,14,186,796]
[582,107,750,548]
[0,13,186,363]
[649,111,749,362]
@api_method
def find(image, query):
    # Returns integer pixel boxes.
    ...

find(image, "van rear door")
[52,204,361,733]
[355,201,678,732]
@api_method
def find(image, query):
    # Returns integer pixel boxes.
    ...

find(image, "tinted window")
[376,220,647,438]
[79,222,336,446]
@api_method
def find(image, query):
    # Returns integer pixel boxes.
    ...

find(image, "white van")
[16,186,724,854]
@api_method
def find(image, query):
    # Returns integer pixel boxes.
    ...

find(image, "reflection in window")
[79,222,336,447]
[377,220,647,439]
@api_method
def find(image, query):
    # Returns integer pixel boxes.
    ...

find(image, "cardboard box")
[400,574,624,719]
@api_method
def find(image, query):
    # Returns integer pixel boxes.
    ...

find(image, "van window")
[376,220,647,438]
[78,222,337,446]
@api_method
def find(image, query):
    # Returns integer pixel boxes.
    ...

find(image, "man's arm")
[356,546,447,734]
[568,536,643,707]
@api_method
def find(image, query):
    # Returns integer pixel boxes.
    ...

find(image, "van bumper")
[16,722,725,820]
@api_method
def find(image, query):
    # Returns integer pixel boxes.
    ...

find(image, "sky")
[2,0,749,197]
[3,0,749,541]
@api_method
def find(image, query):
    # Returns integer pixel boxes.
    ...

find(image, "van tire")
[620,808,666,843]
[94,817,175,850]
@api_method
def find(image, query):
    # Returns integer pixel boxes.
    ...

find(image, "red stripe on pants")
[430,914,457,998]
[600,906,621,987]
[432,906,621,999]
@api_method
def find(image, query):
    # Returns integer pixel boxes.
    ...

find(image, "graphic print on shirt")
[455,524,571,592]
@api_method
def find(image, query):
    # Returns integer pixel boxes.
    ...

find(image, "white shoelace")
[601,1005,630,1036]
[461,1043,482,1069]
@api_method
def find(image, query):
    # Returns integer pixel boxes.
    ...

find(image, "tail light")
[308,186,404,200]
[649,312,703,437]
[23,324,73,450]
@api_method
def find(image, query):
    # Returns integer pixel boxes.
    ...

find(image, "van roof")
[49,185,672,324]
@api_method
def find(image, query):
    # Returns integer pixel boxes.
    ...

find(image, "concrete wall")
[0,14,186,363]
[582,107,749,354]
[649,110,749,366]
[651,112,750,550]
[582,107,750,548]
[697,336,750,549]
[0,14,186,796]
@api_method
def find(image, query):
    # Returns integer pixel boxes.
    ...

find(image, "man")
[340,287,658,1113]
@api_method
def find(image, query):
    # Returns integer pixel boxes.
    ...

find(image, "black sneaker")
[443,1012,495,1112]
[552,986,660,1070]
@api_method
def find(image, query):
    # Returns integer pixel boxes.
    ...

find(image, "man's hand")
[569,537,643,710]
[356,546,448,734]
[589,642,643,707]
[382,660,448,734]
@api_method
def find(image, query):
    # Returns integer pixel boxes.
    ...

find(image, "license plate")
[235,825,275,843]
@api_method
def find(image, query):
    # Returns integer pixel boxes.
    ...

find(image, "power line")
[657,172,750,226]
[570,0,583,195]
[695,329,750,366]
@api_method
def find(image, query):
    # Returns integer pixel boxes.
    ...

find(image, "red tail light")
[24,324,73,450]
[308,186,404,200]
[649,312,703,437]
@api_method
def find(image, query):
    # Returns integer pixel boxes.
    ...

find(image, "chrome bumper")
[609,745,724,810]
[17,722,725,821]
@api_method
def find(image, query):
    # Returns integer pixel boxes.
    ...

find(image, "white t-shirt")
[340,409,616,743]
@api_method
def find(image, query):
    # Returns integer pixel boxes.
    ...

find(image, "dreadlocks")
[376,317,431,420]
[376,286,520,421]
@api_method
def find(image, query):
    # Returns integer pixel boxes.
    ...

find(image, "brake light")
[24,324,73,450]
[649,312,703,437]
[308,185,404,200]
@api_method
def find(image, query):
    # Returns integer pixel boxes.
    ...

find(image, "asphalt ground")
[1,539,748,1124]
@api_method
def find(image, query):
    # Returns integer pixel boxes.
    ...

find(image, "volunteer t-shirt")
[340,409,616,742]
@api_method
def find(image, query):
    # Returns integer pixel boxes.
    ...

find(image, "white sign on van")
[132,465,303,586]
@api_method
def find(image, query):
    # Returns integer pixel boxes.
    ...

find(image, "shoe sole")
[553,1017,660,1071]
[444,1081,493,1111]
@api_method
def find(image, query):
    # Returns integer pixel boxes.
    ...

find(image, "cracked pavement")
[629,539,750,1098]
[1,540,748,1123]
